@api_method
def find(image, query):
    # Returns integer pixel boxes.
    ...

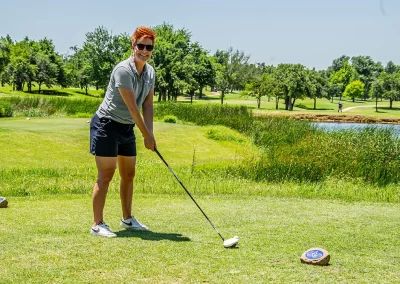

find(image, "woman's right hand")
[143,135,156,151]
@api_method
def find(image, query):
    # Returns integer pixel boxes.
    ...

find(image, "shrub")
[205,126,246,143]
[0,101,13,117]
[163,115,177,123]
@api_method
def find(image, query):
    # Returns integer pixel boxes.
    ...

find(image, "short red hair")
[131,26,156,45]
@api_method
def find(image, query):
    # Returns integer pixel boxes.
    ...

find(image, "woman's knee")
[97,168,116,185]
[120,168,136,182]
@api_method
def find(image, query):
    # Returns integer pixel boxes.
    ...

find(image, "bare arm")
[142,88,154,134]
[118,87,155,151]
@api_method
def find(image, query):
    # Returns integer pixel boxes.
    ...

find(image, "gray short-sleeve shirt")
[96,56,155,124]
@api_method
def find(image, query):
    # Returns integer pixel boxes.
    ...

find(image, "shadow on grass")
[74,90,102,98]
[179,95,220,101]
[296,104,334,111]
[29,90,71,96]
[378,107,400,111]
[115,230,191,242]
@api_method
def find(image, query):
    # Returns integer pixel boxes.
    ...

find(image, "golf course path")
[342,105,382,112]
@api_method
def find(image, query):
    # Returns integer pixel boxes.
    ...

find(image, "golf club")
[154,148,239,248]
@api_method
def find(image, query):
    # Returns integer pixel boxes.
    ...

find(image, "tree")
[385,61,398,74]
[329,61,355,99]
[212,47,251,103]
[343,80,365,102]
[351,56,383,100]
[240,75,263,108]
[212,49,230,104]
[307,69,329,109]
[0,35,13,86]
[229,48,251,91]
[151,23,192,102]
[378,72,400,109]
[327,55,350,76]
[190,43,215,99]
[7,37,37,91]
[260,73,279,109]
[327,84,342,103]
[35,54,58,93]
[273,64,311,111]
[180,53,199,103]
[82,26,127,93]
[370,79,384,112]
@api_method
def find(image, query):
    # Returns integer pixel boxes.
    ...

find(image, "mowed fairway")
[0,118,399,283]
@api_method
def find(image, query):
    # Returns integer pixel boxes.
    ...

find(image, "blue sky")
[0,0,398,70]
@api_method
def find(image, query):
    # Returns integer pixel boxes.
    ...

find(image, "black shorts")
[90,113,136,157]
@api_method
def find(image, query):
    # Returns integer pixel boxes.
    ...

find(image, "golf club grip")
[154,148,225,241]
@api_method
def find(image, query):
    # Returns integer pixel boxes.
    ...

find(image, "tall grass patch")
[153,102,400,187]
[155,102,253,132]
[228,124,400,187]
[0,96,101,117]
[2,101,400,197]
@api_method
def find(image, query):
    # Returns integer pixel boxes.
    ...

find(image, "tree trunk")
[289,98,296,111]
[158,90,162,102]
[375,96,378,112]
[314,98,316,110]
[199,85,203,99]
[257,98,261,108]
[390,99,393,109]
[275,96,279,110]
[38,82,41,94]
[220,90,225,104]
[285,97,289,110]
[190,90,194,104]
[364,82,369,101]
[16,82,23,91]
[28,81,32,93]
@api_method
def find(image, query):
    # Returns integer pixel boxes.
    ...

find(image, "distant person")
[89,26,156,237]
[338,100,343,112]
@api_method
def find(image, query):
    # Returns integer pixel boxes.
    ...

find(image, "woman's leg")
[117,155,136,219]
[93,156,117,225]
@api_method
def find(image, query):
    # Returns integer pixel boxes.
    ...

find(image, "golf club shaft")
[155,148,225,241]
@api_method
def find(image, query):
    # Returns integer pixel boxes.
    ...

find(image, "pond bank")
[257,113,400,125]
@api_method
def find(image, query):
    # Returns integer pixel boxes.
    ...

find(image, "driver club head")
[223,236,239,248]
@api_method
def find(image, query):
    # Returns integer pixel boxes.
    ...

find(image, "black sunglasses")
[135,43,154,51]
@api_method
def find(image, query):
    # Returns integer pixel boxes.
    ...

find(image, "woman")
[89,26,156,237]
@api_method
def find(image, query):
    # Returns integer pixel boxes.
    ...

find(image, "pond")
[314,122,400,134]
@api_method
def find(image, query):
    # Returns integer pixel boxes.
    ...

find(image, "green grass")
[1,195,399,283]
[1,118,400,282]
[1,117,400,199]
[0,84,103,99]
[0,118,257,196]
[3,85,400,120]
[182,91,400,119]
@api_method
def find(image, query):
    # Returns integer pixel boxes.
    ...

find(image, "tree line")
[1,23,400,110]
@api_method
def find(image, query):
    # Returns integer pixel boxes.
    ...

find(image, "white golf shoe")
[120,216,149,231]
[90,222,117,238]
